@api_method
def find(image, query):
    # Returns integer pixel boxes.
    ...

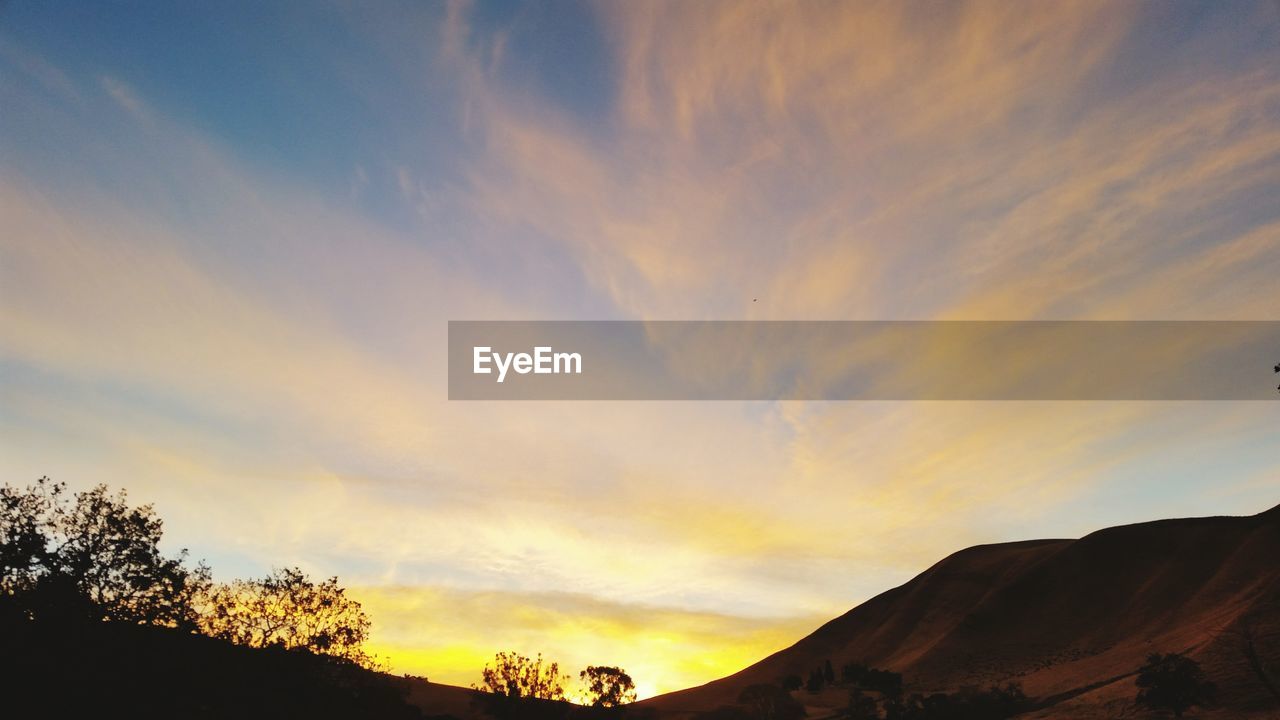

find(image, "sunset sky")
[2,0,1279,699]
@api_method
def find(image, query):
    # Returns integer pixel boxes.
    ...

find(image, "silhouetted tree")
[200,567,374,667]
[0,477,60,595]
[580,665,637,707]
[0,477,209,628]
[823,659,835,684]
[806,668,825,693]
[842,662,902,700]
[1135,653,1216,717]
[868,668,903,700]
[737,683,806,720]
[473,652,570,720]
[778,674,803,692]
[476,651,569,700]
[880,683,1027,719]
[2,477,412,718]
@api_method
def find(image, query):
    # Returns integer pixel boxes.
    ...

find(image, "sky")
[2,0,1279,699]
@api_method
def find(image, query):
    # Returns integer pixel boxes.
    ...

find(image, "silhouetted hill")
[0,612,435,719]
[0,610,646,720]
[645,505,1280,718]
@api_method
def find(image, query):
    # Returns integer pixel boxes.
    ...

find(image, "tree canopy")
[1136,652,1216,717]
[199,567,375,667]
[2,477,375,669]
[476,651,570,701]
[580,665,637,707]
[1,477,209,629]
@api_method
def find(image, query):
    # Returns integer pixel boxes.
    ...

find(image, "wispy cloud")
[2,0,1278,696]
[99,75,148,120]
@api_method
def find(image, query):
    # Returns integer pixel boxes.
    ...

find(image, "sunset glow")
[2,0,1278,700]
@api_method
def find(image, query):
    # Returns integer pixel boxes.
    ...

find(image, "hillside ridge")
[644,504,1280,718]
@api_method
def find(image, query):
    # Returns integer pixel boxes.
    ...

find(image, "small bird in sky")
[753,298,758,302]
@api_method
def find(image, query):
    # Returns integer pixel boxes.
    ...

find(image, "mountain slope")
[645,505,1280,718]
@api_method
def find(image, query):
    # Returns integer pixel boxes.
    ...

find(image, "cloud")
[100,75,148,120]
[451,1,1277,322]
[0,37,79,100]
[3,0,1278,696]
[355,585,828,699]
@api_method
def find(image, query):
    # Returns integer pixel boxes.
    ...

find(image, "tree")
[476,651,569,701]
[823,659,835,684]
[1,477,61,596]
[580,665,637,707]
[842,662,902,699]
[1135,653,1216,717]
[865,667,903,700]
[737,683,805,720]
[200,567,374,667]
[880,684,1027,720]
[778,674,803,692]
[806,668,825,693]
[474,652,571,720]
[1,477,209,629]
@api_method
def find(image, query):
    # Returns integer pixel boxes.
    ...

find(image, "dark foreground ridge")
[0,611,659,720]
[1,613,430,719]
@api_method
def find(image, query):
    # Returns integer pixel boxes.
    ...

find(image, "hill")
[1,610,437,718]
[643,505,1280,718]
[0,609,620,720]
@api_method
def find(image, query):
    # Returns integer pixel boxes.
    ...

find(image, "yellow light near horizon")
[366,635,803,701]
[356,586,825,700]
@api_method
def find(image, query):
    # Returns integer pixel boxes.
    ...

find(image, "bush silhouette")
[841,662,903,699]
[476,650,569,700]
[882,682,1027,719]
[473,651,572,720]
[1135,653,1216,717]
[737,683,806,720]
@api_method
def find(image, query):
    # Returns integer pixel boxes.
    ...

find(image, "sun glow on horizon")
[355,585,829,699]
